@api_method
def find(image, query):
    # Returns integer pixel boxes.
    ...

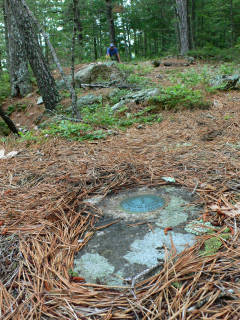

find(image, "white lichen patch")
[74,253,115,284]
[184,219,215,235]
[124,228,195,267]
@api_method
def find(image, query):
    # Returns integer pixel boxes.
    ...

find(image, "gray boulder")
[112,87,161,111]
[77,94,102,107]
[75,62,126,86]
[186,56,195,64]
[210,74,240,90]
[66,94,103,112]
[56,76,72,90]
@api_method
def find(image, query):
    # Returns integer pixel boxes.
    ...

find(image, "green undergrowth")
[6,103,28,116]
[0,121,10,136]
[118,63,153,86]
[189,46,240,63]
[118,63,153,76]
[168,66,211,88]
[199,228,231,257]
[167,62,240,93]
[148,84,211,110]
[40,104,163,141]
[17,81,210,142]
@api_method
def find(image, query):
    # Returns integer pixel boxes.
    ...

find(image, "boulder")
[66,94,103,112]
[75,62,126,86]
[77,94,102,107]
[112,87,161,111]
[210,74,240,90]
[152,60,161,67]
[56,76,71,90]
[187,56,195,64]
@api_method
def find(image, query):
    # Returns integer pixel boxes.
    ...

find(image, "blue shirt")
[107,47,118,56]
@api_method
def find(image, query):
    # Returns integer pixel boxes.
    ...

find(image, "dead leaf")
[164,227,173,235]
[210,203,240,218]
[71,276,85,283]
[1,228,8,235]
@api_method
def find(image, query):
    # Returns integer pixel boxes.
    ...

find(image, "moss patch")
[200,233,231,256]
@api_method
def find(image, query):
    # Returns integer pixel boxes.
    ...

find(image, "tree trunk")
[99,21,103,57]
[105,0,116,44]
[71,0,81,119]
[230,0,234,47]
[175,0,189,55]
[93,36,98,60]
[144,32,147,57]
[126,24,132,60]
[73,0,83,47]
[7,0,60,110]
[0,106,19,135]
[133,30,138,57]
[4,0,32,97]
[190,0,195,49]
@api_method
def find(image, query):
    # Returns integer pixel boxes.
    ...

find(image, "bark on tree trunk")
[126,24,132,60]
[191,0,195,49]
[230,0,234,47]
[4,0,32,97]
[73,0,83,46]
[105,0,116,44]
[71,0,81,119]
[93,36,98,60]
[7,0,60,110]
[0,106,19,135]
[144,32,148,57]
[175,0,189,55]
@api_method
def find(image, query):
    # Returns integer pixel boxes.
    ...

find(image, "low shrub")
[148,84,211,110]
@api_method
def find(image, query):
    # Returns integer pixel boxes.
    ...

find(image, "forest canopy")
[0,0,240,67]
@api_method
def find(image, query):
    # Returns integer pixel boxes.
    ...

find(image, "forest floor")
[0,59,240,319]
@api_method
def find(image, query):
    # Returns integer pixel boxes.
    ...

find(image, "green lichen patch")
[184,219,215,235]
[199,233,231,256]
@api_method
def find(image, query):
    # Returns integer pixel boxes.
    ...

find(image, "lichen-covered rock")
[56,76,72,90]
[75,62,126,86]
[77,94,103,107]
[111,87,161,111]
[210,74,240,90]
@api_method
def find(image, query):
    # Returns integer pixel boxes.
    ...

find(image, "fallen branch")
[80,83,140,90]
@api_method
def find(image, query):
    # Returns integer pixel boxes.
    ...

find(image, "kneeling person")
[106,43,121,63]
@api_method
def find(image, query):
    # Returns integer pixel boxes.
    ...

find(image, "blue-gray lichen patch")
[124,228,195,267]
[120,194,165,213]
[74,225,196,286]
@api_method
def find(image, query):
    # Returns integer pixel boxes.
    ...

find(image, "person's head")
[110,43,115,48]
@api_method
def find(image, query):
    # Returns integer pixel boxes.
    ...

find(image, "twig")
[191,179,199,196]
